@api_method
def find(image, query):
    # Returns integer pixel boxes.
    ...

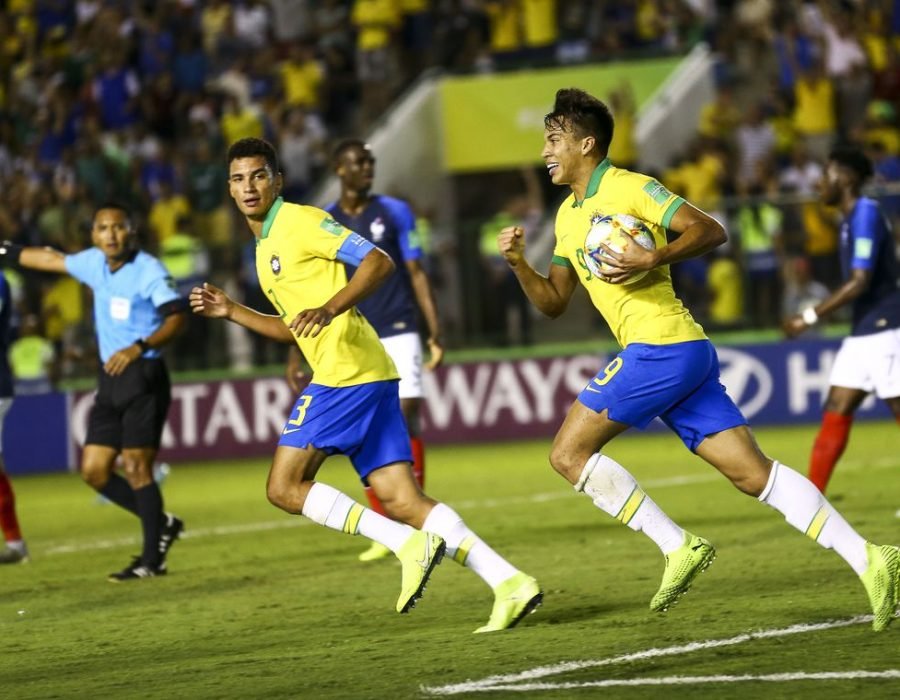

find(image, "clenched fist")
[497,226,525,266]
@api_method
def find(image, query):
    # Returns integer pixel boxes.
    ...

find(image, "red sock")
[808,411,853,493]
[410,437,425,489]
[0,471,23,542]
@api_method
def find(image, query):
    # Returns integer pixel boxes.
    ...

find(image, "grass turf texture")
[2,422,899,699]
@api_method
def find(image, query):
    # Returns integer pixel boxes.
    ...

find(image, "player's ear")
[581,135,595,156]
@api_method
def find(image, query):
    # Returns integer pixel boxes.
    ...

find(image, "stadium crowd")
[1,0,900,384]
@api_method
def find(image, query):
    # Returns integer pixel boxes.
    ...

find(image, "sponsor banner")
[440,58,680,173]
[5,337,889,473]
[2,392,71,475]
[419,338,888,443]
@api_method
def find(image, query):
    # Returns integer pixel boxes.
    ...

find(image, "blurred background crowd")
[2,0,900,390]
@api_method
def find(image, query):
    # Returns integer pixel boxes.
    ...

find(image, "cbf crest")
[270,253,282,276]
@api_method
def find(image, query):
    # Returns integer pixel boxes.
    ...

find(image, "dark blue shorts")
[278,380,412,480]
[577,340,747,451]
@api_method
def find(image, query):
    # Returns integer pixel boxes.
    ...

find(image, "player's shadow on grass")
[538,601,622,626]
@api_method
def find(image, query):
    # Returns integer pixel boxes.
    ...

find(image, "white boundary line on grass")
[421,616,888,696]
[440,670,900,692]
[41,473,719,556]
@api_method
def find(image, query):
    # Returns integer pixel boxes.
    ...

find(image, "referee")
[0,203,187,581]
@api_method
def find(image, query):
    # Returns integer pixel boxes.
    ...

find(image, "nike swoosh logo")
[282,428,303,435]
[584,386,602,393]
[691,544,704,551]
[416,539,432,568]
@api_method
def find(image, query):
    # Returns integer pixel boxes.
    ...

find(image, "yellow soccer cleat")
[358,542,392,562]
[474,572,543,634]
[860,542,900,632]
[396,531,445,613]
[650,532,716,613]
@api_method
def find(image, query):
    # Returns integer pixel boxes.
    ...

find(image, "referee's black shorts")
[86,358,171,450]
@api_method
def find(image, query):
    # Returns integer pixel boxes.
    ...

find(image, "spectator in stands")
[733,174,784,328]
[9,313,56,395]
[707,247,744,330]
[279,42,325,113]
[521,0,558,65]
[793,61,837,161]
[148,179,190,249]
[277,107,327,203]
[697,84,742,142]
[781,255,830,336]
[735,102,776,189]
[607,81,638,171]
[484,0,523,71]
[352,0,401,128]
[186,137,233,268]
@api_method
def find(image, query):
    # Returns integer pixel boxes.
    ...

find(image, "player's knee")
[265,479,290,512]
[548,445,579,482]
[730,462,772,497]
[120,456,152,487]
[80,462,108,489]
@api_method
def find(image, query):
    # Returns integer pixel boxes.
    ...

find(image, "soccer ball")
[583,213,656,285]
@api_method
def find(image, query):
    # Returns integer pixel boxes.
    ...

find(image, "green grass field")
[2,422,899,699]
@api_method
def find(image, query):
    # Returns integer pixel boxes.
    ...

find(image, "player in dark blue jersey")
[0,270,29,564]
[0,205,187,580]
[287,139,443,562]
[785,146,900,493]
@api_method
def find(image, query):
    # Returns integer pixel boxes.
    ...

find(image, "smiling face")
[91,207,136,266]
[228,155,282,221]
[541,119,595,188]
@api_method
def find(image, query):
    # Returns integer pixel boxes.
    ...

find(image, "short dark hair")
[332,138,370,166]
[829,145,873,183]
[93,202,132,223]
[227,137,280,174]
[544,88,615,155]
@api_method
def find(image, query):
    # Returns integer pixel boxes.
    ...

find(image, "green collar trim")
[572,159,611,208]
[260,197,284,240]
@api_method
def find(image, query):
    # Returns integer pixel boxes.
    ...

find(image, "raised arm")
[498,225,578,318]
[0,242,68,274]
[290,247,395,337]
[190,282,295,342]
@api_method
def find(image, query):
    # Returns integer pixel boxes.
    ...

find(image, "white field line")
[451,670,900,692]
[422,617,881,696]
[40,473,718,556]
[39,456,900,556]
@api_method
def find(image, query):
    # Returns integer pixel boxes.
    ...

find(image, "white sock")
[301,482,413,553]
[759,461,868,575]
[5,539,26,554]
[422,503,518,589]
[575,454,685,554]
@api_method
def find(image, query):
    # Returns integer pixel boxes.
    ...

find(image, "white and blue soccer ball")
[583,213,656,285]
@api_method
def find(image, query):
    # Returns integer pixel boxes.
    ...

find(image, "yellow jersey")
[552,159,707,348]
[256,198,398,387]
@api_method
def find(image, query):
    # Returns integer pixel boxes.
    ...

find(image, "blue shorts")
[278,380,412,480]
[577,340,747,451]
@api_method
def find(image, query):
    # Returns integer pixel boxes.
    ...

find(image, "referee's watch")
[136,338,151,353]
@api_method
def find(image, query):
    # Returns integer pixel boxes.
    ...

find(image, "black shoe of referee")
[108,556,167,582]
[159,513,184,562]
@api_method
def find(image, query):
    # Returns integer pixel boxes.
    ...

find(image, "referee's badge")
[270,253,282,275]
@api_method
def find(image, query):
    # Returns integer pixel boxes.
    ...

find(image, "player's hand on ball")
[290,307,334,338]
[596,241,655,284]
[189,282,233,318]
[497,226,525,265]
